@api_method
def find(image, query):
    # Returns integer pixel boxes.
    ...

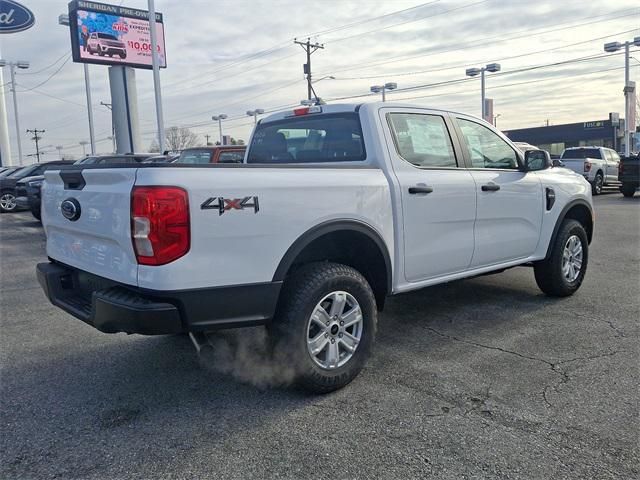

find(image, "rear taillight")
[618,161,624,174]
[131,186,190,266]
[584,161,592,172]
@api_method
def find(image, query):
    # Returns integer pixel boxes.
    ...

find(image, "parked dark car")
[0,161,74,213]
[618,154,640,198]
[175,146,246,164]
[14,175,46,220]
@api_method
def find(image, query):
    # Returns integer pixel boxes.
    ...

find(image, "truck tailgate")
[559,159,586,175]
[42,168,138,286]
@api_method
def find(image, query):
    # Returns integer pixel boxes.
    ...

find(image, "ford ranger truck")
[37,103,594,393]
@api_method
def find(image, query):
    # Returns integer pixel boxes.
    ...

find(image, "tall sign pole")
[148,0,165,153]
[84,64,96,154]
[9,63,23,165]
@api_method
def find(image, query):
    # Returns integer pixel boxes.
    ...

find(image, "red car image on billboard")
[68,1,167,69]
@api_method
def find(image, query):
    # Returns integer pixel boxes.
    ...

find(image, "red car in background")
[175,146,246,164]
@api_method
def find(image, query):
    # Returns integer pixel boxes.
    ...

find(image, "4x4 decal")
[200,196,259,216]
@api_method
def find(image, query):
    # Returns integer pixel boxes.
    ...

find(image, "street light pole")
[2,61,30,165]
[212,114,227,145]
[370,82,398,102]
[604,36,640,156]
[246,109,265,125]
[59,14,95,155]
[466,63,501,121]
[79,141,88,156]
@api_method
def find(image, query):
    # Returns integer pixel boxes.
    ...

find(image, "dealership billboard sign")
[0,0,35,34]
[67,0,166,69]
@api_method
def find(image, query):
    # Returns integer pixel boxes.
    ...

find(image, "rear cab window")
[247,113,365,163]
[561,148,602,159]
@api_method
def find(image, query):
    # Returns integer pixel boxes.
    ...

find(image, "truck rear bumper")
[37,262,282,335]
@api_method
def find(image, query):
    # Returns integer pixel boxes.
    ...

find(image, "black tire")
[31,208,41,221]
[270,262,377,393]
[591,172,603,195]
[534,219,589,297]
[620,183,637,198]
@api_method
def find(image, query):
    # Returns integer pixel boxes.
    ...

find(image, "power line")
[17,55,72,91]
[20,51,71,75]
[317,9,639,75]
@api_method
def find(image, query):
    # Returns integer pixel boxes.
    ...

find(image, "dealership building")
[503,118,625,156]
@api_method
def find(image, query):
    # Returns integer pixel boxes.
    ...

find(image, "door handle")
[408,186,434,194]
[481,183,500,192]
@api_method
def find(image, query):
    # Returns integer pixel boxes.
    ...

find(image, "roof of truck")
[260,102,473,124]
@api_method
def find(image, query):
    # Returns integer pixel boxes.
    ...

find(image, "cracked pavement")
[1,193,638,479]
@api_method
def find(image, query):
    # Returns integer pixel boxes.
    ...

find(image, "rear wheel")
[0,192,17,213]
[534,219,588,297]
[591,172,603,195]
[270,262,376,393]
[620,183,637,198]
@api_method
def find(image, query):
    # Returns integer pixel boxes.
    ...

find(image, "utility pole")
[1,60,30,165]
[294,38,324,101]
[204,134,211,145]
[26,129,45,162]
[56,145,64,159]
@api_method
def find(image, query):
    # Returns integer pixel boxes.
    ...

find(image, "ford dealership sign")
[0,0,35,34]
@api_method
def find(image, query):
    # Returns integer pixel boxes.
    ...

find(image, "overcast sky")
[1,0,639,161]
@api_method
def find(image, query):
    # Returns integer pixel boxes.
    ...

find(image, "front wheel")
[591,172,603,195]
[270,262,377,393]
[0,192,17,213]
[534,219,589,297]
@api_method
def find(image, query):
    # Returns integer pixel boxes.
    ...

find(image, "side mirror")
[524,149,551,171]
[552,159,564,168]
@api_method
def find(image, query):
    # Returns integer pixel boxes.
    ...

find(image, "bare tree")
[149,126,201,152]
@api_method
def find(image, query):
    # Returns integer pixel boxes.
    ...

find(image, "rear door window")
[388,113,457,168]
[247,113,365,163]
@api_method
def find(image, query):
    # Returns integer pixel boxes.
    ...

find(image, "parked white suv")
[560,146,620,195]
[87,33,126,59]
[37,103,594,392]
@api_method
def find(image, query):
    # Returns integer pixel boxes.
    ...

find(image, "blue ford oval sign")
[0,0,35,34]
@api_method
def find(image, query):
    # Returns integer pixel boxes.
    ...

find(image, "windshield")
[561,148,602,159]
[177,150,213,164]
[98,33,118,40]
[247,113,366,163]
[8,165,38,178]
[0,168,20,178]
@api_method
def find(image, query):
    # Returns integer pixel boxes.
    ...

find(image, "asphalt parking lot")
[1,193,638,479]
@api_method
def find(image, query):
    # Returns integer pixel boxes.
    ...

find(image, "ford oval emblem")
[61,198,81,221]
[0,0,36,34]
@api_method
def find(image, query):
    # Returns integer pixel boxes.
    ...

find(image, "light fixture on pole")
[246,109,265,125]
[79,140,88,156]
[370,82,397,102]
[59,14,96,155]
[212,114,228,145]
[604,36,640,156]
[0,59,30,165]
[466,63,501,122]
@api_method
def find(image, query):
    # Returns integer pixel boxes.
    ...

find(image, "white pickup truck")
[37,103,594,392]
[560,146,620,195]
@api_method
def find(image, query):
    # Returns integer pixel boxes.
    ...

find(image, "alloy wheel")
[0,193,16,211]
[306,291,363,370]
[562,235,583,282]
